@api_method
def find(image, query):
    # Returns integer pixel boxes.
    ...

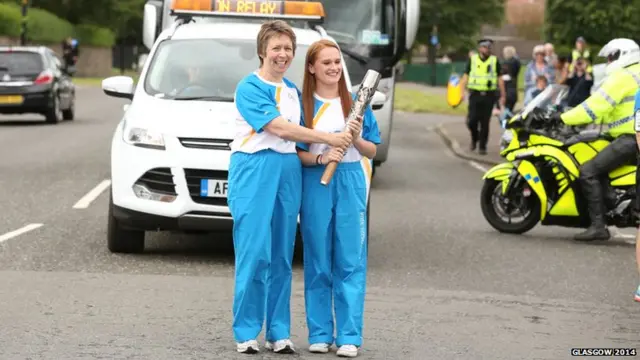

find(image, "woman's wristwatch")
[316,154,323,165]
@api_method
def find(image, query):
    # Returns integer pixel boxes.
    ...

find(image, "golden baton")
[320,69,381,185]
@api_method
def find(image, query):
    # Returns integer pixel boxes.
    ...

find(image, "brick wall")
[0,36,112,77]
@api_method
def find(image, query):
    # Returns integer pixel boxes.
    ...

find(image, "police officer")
[569,36,592,74]
[460,38,506,155]
[556,38,640,241]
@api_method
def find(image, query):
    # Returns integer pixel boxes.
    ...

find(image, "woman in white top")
[229,21,353,355]
[296,39,381,358]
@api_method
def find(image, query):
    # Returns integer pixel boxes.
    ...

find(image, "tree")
[545,0,640,47]
[30,0,144,44]
[419,0,506,53]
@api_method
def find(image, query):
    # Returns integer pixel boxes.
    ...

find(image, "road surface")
[0,87,638,359]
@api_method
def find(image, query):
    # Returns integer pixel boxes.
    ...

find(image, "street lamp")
[20,0,29,45]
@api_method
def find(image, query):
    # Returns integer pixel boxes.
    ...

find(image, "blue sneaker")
[634,285,640,302]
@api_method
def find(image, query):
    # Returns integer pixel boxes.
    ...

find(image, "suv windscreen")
[0,51,44,76]
[144,38,308,100]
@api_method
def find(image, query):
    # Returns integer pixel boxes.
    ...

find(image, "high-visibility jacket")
[467,54,498,91]
[561,62,640,138]
[569,49,593,73]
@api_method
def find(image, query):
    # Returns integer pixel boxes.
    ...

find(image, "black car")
[0,46,75,124]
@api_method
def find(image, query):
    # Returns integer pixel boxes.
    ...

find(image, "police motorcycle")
[480,84,638,234]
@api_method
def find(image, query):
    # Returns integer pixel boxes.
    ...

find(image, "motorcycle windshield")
[522,84,570,117]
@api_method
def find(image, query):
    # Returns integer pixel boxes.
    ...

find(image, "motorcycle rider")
[555,38,640,241]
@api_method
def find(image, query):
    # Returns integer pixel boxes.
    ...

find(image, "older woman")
[523,44,555,104]
[501,46,521,112]
[229,20,352,354]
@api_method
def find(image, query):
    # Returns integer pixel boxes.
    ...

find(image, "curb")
[434,123,501,167]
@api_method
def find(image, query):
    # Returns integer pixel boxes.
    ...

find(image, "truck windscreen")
[320,0,391,46]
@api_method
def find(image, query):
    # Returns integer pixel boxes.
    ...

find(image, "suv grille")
[178,138,231,150]
[135,168,176,195]
[184,168,228,206]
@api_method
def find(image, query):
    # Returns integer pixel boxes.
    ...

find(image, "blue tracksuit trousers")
[299,161,369,347]
[227,149,302,343]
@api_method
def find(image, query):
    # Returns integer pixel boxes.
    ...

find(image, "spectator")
[562,57,594,107]
[61,37,79,69]
[530,75,548,99]
[544,42,558,68]
[544,42,564,80]
[523,45,555,105]
[569,36,592,73]
[501,46,521,113]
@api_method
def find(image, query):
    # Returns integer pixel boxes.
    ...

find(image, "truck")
[142,0,420,177]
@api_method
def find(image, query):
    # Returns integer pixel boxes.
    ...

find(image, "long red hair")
[301,40,352,129]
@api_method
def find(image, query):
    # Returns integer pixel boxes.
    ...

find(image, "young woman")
[230,21,352,355]
[296,39,381,358]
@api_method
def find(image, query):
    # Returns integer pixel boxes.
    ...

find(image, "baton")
[320,69,381,185]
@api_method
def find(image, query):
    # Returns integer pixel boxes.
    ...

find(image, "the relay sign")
[214,0,284,14]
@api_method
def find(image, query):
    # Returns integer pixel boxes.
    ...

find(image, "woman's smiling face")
[309,46,342,87]
[262,34,294,78]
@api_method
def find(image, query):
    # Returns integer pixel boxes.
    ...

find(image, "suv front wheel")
[107,193,145,253]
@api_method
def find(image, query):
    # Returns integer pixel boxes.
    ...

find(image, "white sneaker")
[336,345,358,358]
[265,339,296,354]
[309,343,330,353]
[237,340,259,354]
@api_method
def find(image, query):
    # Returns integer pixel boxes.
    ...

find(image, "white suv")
[102,18,386,253]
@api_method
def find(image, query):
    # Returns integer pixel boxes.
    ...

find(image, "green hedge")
[74,24,116,48]
[0,3,115,47]
[0,3,21,38]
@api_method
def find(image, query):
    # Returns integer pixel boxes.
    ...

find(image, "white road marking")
[610,227,637,242]
[73,180,111,209]
[468,160,488,173]
[0,223,43,243]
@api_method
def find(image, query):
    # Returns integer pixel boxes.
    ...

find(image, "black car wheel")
[45,94,62,124]
[63,96,75,120]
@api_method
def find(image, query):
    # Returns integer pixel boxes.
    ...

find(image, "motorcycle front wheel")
[480,177,541,234]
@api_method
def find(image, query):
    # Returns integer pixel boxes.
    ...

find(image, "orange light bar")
[171,0,325,19]
[172,0,212,11]
[284,1,325,17]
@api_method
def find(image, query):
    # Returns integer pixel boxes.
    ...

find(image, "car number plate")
[200,179,228,198]
[0,95,24,105]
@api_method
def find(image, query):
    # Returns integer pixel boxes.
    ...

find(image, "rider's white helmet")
[598,38,640,75]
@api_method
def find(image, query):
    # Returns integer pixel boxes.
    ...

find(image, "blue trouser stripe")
[300,161,368,347]
[227,149,302,343]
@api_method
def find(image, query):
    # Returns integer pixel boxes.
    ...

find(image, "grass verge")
[394,87,467,116]
[394,86,524,116]
[73,69,140,87]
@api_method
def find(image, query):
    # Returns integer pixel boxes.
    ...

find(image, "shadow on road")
[486,229,636,248]
[117,231,306,267]
[0,118,52,126]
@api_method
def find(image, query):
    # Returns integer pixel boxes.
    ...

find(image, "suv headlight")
[122,120,165,150]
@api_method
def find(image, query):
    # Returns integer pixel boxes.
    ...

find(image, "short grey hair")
[503,46,517,59]
[532,45,545,57]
